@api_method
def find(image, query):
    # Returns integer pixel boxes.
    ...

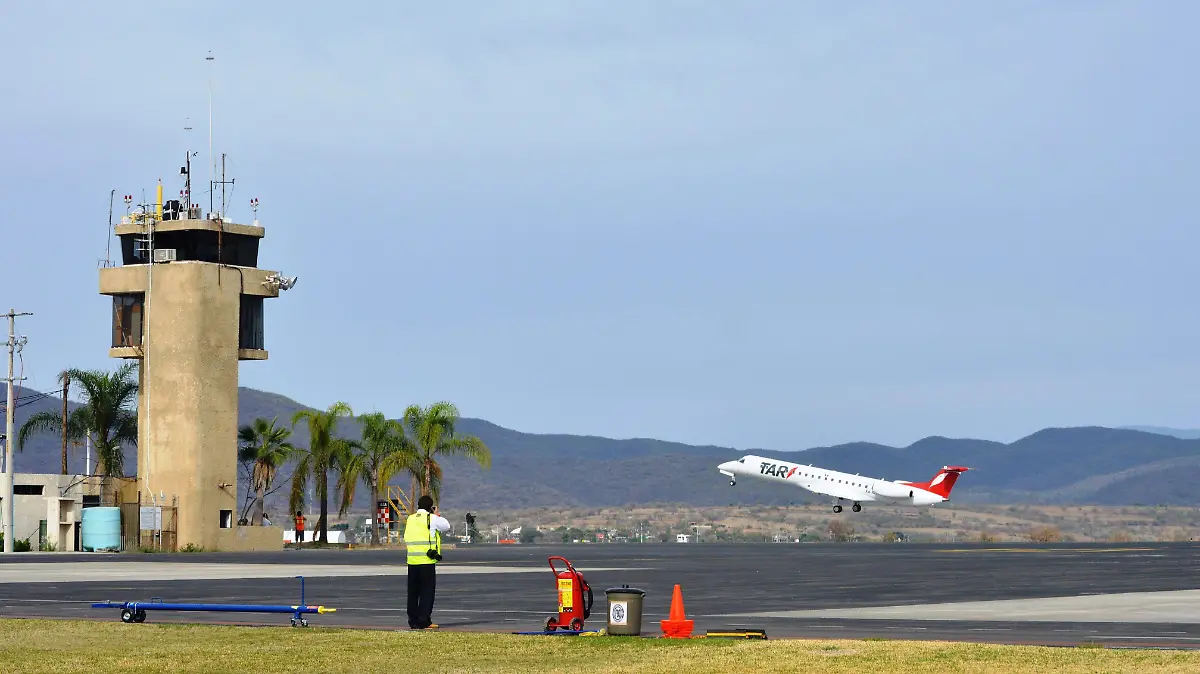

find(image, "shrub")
[0,535,32,552]
[1027,525,1062,543]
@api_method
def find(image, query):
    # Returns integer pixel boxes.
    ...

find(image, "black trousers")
[407,564,437,628]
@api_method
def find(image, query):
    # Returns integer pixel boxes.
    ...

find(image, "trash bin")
[605,585,646,636]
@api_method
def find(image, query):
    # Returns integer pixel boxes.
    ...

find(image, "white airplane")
[717,455,969,513]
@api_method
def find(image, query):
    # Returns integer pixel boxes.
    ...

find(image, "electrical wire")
[0,388,65,413]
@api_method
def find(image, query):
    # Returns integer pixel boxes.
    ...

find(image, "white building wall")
[0,474,90,552]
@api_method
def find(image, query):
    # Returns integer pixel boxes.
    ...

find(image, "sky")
[2,1,1198,451]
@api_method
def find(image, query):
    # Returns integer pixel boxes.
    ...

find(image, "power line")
[0,388,64,413]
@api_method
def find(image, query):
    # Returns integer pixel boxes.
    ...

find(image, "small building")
[1,473,94,551]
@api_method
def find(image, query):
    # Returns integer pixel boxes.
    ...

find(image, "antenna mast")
[105,189,114,267]
[184,151,191,212]
[207,50,214,219]
[183,116,193,214]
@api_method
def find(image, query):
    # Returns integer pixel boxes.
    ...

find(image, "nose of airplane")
[718,460,737,473]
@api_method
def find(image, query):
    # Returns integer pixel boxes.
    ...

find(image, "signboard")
[557,578,574,610]
[139,506,162,531]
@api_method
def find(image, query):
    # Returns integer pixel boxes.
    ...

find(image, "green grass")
[1,619,1198,673]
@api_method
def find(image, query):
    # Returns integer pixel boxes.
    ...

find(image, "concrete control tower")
[99,167,295,551]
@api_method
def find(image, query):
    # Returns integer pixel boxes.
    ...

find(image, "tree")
[335,412,418,545]
[827,519,855,542]
[18,363,138,477]
[289,401,353,544]
[1027,525,1062,543]
[401,401,491,504]
[238,417,296,526]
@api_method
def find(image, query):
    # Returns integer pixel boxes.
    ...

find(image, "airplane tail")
[905,466,970,499]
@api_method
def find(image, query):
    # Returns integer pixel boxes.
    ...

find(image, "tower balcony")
[99,261,282,361]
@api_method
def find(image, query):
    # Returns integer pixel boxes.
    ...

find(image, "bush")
[0,534,32,552]
[1027,525,1062,543]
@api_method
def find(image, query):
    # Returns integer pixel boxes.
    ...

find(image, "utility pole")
[61,372,69,475]
[4,310,31,553]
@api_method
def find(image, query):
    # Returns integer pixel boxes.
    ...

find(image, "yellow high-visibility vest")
[403,511,441,565]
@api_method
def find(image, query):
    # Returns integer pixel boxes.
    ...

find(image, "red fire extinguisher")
[544,556,593,632]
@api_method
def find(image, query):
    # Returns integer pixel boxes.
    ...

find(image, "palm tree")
[335,412,419,545]
[402,401,491,503]
[18,363,138,477]
[238,417,296,526]
[289,401,353,544]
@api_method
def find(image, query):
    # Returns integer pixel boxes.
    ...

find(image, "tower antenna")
[105,189,114,267]
[207,50,214,219]
[183,117,193,215]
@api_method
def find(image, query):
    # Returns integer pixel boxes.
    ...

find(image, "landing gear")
[852,503,861,513]
[833,505,842,513]
[121,608,147,623]
[730,479,736,486]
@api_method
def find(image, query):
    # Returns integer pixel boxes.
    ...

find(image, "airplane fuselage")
[717,454,950,507]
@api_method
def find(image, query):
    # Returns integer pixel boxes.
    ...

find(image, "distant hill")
[8,386,1200,511]
[1119,425,1200,440]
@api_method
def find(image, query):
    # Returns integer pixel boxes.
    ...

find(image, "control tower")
[99,161,295,551]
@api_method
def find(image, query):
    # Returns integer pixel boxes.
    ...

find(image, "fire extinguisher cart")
[544,556,594,632]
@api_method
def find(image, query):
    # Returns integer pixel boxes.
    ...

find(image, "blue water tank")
[81,507,122,552]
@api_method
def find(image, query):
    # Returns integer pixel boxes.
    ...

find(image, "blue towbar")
[91,576,335,627]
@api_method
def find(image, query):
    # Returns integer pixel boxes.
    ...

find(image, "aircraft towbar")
[90,575,335,627]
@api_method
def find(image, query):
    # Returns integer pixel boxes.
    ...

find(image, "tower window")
[112,293,144,348]
[239,295,264,350]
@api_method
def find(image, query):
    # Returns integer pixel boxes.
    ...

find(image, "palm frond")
[112,412,138,447]
[289,452,312,515]
[17,410,66,451]
[441,435,492,469]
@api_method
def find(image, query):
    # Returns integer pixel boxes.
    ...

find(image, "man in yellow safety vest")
[404,494,451,629]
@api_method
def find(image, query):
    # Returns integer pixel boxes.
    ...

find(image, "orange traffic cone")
[660,584,694,638]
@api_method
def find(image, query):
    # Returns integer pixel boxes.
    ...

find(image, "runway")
[1,542,1197,647]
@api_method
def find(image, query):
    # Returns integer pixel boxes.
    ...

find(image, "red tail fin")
[909,466,969,498]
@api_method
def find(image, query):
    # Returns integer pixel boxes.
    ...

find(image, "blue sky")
[2,2,1198,451]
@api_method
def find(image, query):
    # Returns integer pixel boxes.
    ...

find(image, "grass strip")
[1,618,1197,673]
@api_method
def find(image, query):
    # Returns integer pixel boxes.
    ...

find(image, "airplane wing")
[798,480,877,502]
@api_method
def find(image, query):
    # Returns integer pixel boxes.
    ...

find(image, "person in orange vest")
[294,511,305,548]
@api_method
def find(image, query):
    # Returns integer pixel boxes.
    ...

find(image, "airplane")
[717,455,969,513]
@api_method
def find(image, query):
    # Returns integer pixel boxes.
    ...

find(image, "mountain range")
[6,386,1200,511]
[1119,425,1200,440]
